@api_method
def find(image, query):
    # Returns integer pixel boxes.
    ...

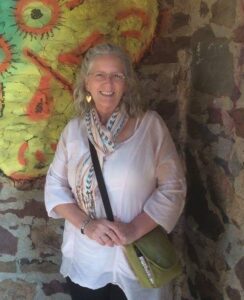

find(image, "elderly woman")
[44,43,186,300]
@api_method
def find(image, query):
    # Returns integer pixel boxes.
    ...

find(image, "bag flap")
[133,227,179,269]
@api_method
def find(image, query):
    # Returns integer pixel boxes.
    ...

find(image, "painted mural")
[0,0,158,180]
[0,1,244,299]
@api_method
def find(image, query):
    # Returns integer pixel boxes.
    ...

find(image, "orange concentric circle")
[15,0,60,35]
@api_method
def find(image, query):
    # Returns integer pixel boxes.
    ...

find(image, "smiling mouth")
[100,91,114,96]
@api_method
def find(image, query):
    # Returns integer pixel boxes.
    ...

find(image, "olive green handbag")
[124,226,182,288]
[89,139,182,288]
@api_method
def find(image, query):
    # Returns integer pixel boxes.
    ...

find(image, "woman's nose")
[102,75,114,85]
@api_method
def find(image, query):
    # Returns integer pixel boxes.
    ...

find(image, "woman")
[45,43,186,300]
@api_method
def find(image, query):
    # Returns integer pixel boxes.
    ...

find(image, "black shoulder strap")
[88,139,114,222]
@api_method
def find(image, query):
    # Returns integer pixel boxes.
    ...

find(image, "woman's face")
[85,54,127,120]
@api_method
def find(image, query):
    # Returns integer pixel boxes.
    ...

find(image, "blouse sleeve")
[44,125,76,219]
[143,114,186,233]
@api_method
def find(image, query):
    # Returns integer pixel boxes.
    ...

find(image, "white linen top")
[44,110,186,300]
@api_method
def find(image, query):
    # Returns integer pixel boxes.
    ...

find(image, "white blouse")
[44,110,186,300]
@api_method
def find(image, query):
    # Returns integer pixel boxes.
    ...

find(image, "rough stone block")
[0,261,16,273]
[0,280,36,300]
[191,26,234,96]
[211,0,237,28]
[0,226,17,255]
[19,258,59,273]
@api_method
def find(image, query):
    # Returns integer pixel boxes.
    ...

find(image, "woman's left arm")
[108,114,186,245]
[142,117,186,234]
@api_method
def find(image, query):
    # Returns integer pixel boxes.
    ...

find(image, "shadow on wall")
[183,7,244,299]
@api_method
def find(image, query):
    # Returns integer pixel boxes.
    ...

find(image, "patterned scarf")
[76,106,128,218]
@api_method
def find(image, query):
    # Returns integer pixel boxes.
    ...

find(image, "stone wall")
[141,0,243,299]
[0,0,243,299]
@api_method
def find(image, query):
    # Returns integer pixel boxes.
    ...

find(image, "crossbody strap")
[88,139,114,221]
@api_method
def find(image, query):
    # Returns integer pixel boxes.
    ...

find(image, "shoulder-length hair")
[73,43,147,117]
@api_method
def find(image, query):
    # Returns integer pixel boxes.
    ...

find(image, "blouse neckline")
[115,111,149,148]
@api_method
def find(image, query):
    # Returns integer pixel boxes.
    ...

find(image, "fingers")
[98,233,114,247]
[97,228,121,247]
[84,218,135,246]
[107,221,135,245]
[105,228,121,245]
[84,219,120,247]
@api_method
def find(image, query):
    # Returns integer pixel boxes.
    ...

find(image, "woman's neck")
[96,109,114,125]
[99,113,110,125]
[115,117,140,144]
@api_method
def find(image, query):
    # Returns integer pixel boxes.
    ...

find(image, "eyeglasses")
[88,72,126,83]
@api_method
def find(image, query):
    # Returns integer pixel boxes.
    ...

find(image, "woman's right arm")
[44,127,77,219]
[53,203,89,230]
[44,125,120,246]
[52,203,121,247]
[44,126,93,231]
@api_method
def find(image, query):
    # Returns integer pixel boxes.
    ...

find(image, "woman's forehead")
[88,54,125,72]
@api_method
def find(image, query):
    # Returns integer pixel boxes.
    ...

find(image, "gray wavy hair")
[73,43,146,117]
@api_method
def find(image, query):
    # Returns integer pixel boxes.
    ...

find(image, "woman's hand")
[84,218,121,247]
[108,212,158,246]
[107,221,137,245]
[84,212,158,247]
